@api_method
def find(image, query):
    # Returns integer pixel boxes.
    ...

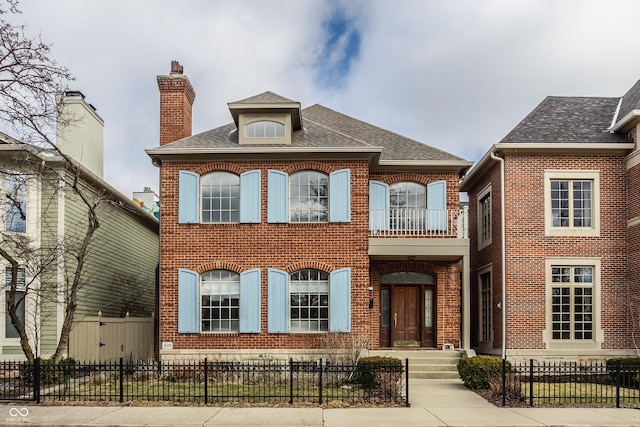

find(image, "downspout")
[490,151,507,360]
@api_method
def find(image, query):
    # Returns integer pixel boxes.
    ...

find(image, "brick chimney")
[157,60,196,146]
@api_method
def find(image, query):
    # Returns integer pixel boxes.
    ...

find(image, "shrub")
[457,356,508,390]
[19,358,76,386]
[606,357,640,385]
[354,356,403,395]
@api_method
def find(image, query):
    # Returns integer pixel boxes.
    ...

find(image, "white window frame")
[200,270,240,333]
[543,258,603,350]
[289,171,329,223]
[477,184,492,249]
[289,269,329,333]
[544,170,600,237]
[200,172,240,224]
[238,114,291,145]
[478,265,493,345]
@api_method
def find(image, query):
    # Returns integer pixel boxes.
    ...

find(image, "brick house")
[460,80,640,361]
[146,62,473,360]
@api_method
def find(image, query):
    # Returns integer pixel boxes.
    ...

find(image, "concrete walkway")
[1,379,640,426]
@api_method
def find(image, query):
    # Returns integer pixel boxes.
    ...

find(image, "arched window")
[389,182,426,230]
[289,171,328,223]
[201,270,240,332]
[290,269,329,332]
[201,172,240,223]
[245,121,285,138]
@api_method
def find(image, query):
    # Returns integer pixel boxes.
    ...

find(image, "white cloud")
[9,0,640,197]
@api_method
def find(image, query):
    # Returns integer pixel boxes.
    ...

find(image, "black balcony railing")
[0,358,409,407]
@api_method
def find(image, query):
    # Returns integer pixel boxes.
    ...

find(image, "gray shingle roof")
[617,79,640,122]
[154,98,467,162]
[500,97,627,144]
[230,91,297,104]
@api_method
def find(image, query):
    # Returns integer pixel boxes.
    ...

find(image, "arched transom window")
[245,120,285,138]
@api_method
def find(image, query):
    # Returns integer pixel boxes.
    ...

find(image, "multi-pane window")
[480,272,491,342]
[389,182,426,230]
[479,193,491,243]
[289,269,329,332]
[550,180,592,228]
[5,267,25,339]
[551,266,593,340]
[201,270,240,332]
[201,172,240,223]
[245,121,285,138]
[289,171,328,223]
[5,175,26,233]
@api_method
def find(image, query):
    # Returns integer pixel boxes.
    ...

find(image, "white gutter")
[609,98,623,132]
[490,151,507,360]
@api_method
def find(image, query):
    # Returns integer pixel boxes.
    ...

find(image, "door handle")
[394,313,397,327]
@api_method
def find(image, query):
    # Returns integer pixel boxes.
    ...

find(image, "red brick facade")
[466,151,635,358]
[158,160,464,352]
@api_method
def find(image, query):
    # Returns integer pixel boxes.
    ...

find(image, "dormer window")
[245,121,285,138]
[237,114,291,145]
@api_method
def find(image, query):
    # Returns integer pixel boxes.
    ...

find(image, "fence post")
[34,357,40,404]
[405,358,410,407]
[501,358,506,406]
[616,359,620,408]
[119,357,124,403]
[289,358,293,405]
[204,358,208,405]
[529,359,533,407]
[318,358,323,406]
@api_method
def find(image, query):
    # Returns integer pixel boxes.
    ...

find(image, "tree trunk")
[0,247,35,362]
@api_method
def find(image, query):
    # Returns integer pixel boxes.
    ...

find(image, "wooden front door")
[379,283,436,348]
[392,286,420,345]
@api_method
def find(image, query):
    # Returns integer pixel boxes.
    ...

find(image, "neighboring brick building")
[461,80,640,361]
[146,62,473,360]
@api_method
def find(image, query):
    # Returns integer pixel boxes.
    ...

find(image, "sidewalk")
[1,379,640,426]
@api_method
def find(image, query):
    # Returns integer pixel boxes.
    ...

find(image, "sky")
[8,0,640,198]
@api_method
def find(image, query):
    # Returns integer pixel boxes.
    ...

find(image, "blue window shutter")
[329,169,351,223]
[178,269,199,333]
[267,269,288,333]
[178,171,199,224]
[329,268,351,332]
[427,180,447,231]
[267,170,288,223]
[240,170,261,223]
[240,268,261,333]
[369,181,389,231]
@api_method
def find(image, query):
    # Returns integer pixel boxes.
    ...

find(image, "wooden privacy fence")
[68,316,153,362]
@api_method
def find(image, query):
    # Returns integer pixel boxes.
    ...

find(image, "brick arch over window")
[194,261,244,275]
[194,163,245,176]
[371,261,439,283]
[377,173,438,186]
[283,261,335,274]
[282,162,334,175]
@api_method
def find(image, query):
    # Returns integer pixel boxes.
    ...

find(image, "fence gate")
[69,316,153,362]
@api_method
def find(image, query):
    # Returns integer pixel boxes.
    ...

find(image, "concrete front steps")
[368,349,462,379]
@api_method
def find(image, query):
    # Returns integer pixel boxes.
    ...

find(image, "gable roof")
[617,79,640,122]
[230,91,297,104]
[148,96,470,170]
[499,96,627,144]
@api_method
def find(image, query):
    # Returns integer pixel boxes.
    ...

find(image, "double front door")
[380,284,435,348]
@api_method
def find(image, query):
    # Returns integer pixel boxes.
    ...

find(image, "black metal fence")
[502,359,640,408]
[0,358,408,406]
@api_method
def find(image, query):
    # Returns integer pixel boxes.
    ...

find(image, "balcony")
[369,207,468,238]
[368,207,469,260]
